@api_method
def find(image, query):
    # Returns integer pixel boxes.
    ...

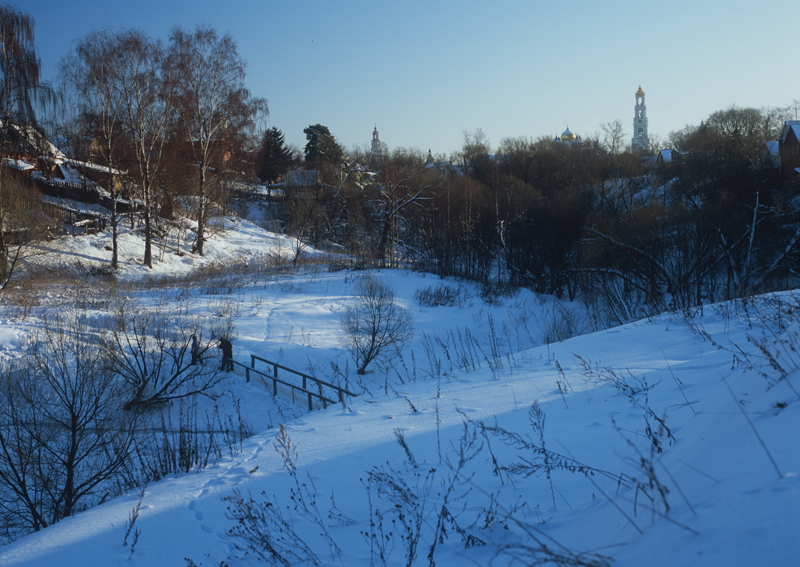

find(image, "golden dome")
[561,125,576,142]
[636,85,645,96]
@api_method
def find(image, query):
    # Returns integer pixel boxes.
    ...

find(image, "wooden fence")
[231,354,357,412]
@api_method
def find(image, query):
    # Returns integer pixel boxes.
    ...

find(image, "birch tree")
[113,30,173,268]
[166,26,266,255]
[60,30,127,269]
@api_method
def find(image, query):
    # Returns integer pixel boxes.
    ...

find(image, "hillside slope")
[1,218,799,566]
[2,291,799,566]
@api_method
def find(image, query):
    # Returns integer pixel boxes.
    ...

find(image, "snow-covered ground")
[1,216,799,567]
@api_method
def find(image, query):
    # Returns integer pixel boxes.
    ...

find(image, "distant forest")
[285,107,798,321]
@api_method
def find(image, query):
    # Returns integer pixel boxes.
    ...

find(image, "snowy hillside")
[1,218,799,567]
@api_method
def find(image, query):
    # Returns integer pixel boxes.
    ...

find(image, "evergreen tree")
[303,123,343,167]
[257,126,293,183]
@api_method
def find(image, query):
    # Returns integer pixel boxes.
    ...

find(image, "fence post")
[308,392,313,412]
[251,354,256,368]
[246,367,250,383]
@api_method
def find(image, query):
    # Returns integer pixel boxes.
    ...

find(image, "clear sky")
[24,0,800,156]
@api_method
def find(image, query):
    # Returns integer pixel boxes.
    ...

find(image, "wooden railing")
[231,354,357,412]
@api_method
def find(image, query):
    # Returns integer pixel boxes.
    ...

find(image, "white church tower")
[631,86,649,153]
[370,125,383,159]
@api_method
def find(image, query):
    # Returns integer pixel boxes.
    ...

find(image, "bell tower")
[370,125,382,159]
[631,86,649,152]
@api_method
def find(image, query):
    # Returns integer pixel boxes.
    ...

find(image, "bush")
[414,282,466,307]
[340,275,414,375]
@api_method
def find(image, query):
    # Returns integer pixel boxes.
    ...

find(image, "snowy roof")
[764,141,779,156]
[779,120,800,142]
[63,157,125,176]
[9,123,65,159]
[657,149,682,164]
[2,157,35,171]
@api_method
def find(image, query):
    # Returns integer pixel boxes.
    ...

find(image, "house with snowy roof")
[655,149,685,167]
[761,141,780,169]
[779,120,800,189]
[0,121,63,163]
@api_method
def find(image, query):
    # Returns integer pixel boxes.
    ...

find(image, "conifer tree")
[303,123,343,167]
[257,126,293,183]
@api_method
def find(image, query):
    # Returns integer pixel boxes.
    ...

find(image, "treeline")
[284,107,797,319]
[56,26,267,268]
[2,4,798,318]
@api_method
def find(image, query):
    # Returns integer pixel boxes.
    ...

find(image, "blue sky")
[26,0,800,156]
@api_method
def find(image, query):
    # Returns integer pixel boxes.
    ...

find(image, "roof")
[779,120,800,143]
[657,149,683,164]
[2,157,35,171]
[6,123,64,159]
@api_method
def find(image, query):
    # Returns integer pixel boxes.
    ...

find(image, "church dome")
[636,85,645,96]
[560,126,576,142]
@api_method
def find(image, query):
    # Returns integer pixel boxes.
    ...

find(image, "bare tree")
[59,30,128,269]
[372,159,430,266]
[460,128,492,182]
[0,312,136,541]
[599,119,626,155]
[284,190,325,263]
[111,30,173,268]
[100,299,230,410]
[0,5,56,132]
[0,5,56,288]
[0,165,51,289]
[340,275,413,375]
[166,26,267,256]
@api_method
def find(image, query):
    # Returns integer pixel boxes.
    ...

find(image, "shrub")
[340,275,414,375]
[414,282,466,307]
